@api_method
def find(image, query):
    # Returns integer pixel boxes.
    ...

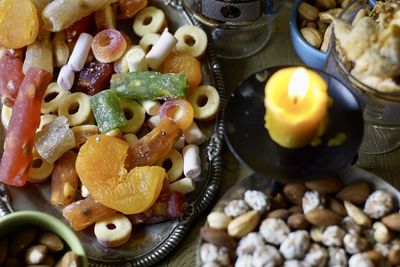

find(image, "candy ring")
[94,214,132,248]
[92,29,127,63]
[187,85,220,121]
[139,33,160,53]
[28,157,54,183]
[157,149,183,183]
[159,99,194,130]
[58,92,92,126]
[41,82,70,114]
[175,25,208,58]
[133,7,166,37]
[120,99,145,134]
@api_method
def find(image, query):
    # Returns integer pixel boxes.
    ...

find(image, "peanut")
[301,27,323,49]
[298,3,320,21]
[207,211,231,230]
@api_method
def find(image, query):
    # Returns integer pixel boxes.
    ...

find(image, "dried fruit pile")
[200,177,400,266]
[0,0,220,248]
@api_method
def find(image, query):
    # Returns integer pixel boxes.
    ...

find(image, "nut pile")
[297,0,351,52]
[200,177,400,266]
[0,226,80,267]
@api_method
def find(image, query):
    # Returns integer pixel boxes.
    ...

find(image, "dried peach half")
[76,135,165,214]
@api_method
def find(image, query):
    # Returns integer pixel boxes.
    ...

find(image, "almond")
[267,209,290,220]
[301,27,323,49]
[207,211,231,230]
[289,205,303,214]
[343,201,371,228]
[288,213,309,230]
[298,2,319,21]
[200,227,236,250]
[271,193,289,209]
[283,183,307,206]
[227,210,260,238]
[305,209,342,227]
[366,250,384,264]
[316,0,337,10]
[389,244,400,265]
[382,213,400,232]
[336,181,371,205]
[328,197,347,216]
[373,222,392,244]
[305,176,343,194]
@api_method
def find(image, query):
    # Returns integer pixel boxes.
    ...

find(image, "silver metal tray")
[198,166,400,264]
[0,1,226,266]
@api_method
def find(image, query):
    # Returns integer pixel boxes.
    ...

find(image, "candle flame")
[288,68,309,104]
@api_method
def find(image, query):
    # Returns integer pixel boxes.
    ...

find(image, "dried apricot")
[159,51,202,91]
[0,0,39,48]
[76,135,166,214]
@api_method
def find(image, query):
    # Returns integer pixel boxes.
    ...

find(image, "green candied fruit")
[90,90,127,133]
[110,71,188,101]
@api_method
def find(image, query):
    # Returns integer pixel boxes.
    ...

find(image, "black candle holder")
[224,65,364,182]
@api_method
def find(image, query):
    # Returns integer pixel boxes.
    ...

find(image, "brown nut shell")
[300,27,323,49]
[298,3,320,21]
[336,181,371,205]
[305,176,343,194]
[305,209,342,227]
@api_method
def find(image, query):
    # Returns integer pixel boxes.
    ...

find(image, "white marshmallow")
[146,28,177,70]
[169,177,195,194]
[173,134,186,151]
[57,64,75,90]
[126,46,148,72]
[147,115,160,129]
[182,144,201,178]
[141,100,161,116]
[68,33,93,71]
[183,121,205,145]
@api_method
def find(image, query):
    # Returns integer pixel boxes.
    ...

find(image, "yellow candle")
[264,67,328,148]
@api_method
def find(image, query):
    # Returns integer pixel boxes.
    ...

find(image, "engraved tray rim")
[0,1,226,266]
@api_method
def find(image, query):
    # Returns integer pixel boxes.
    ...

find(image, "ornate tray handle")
[0,183,13,216]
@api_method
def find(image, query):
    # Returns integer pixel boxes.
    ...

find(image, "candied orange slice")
[76,135,165,214]
[0,0,39,48]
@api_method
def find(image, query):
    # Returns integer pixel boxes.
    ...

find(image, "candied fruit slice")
[75,59,114,96]
[76,135,166,214]
[0,0,39,48]
[159,51,202,91]
[63,196,117,231]
[0,48,24,107]
[159,99,194,130]
[115,0,148,19]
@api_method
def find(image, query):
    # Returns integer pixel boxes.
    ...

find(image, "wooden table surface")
[159,1,400,265]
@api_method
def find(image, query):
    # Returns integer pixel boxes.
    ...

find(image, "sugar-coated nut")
[188,85,220,121]
[260,218,290,245]
[374,243,390,257]
[38,232,64,252]
[301,27,323,49]
[302,191,325,214]
[25,245,47,265]
[298,3,319,21]
[94,213,132,247]
[284,260,307,267]
[207,211,231,230]
[341,216,362,235]
[348,253,374,267]
[175,25,208,58]
[373,222,392,244]
[253,245,283,267]
[364,190,394,219]
[55,251,79,267]
[328,247,347,266]
[133,7,166,37]
[244,190,270,212]
[304,243,328,267]
[322,225,345,247]
[224,199,249,217]
[227,210,260,238]
[279,230,310,260]
[236,232,265,256]
[344,201,371,227]
[236,255,254,267]
[200,243,230,265]
[343,233,368,254]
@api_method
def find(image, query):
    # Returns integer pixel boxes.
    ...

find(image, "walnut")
[224,200,249,218]
[363,190,394,219]
[236,232,265,256]
[244,190,270,213]
[302,191,325,214]
[279,230,310,260]
[348,253,374,267]
[260,218,290,246]
[321,226,345,247]
[304,243,329,267]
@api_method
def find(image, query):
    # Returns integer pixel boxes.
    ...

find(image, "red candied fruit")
[91,29,127,63]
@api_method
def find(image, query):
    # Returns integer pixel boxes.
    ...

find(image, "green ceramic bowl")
[0,211,88,267]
